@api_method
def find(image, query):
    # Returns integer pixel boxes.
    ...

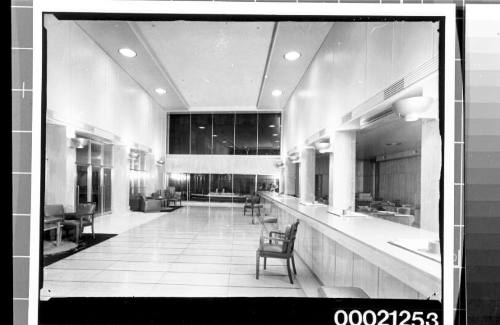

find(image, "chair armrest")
[269,231,285,238]
[261,235,289,243]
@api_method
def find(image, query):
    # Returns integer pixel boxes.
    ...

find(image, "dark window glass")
[103,144,113,166]
[168,173,189,201]
[235,114,257,155]
[169,114,190,154]
[233,175,256,200]
[314,152,330,204]
[189,173,210,201]
[294,163,300,198]
[258,113,281,155]
[257,175,278,192]
[212,114,235,155]
[76,139,90,165]
[210,174,233,202]
[91,142,103,166]
[191,114,213,154]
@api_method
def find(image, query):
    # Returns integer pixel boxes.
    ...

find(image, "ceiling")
[356,117,422,160]
[75,19,333,112]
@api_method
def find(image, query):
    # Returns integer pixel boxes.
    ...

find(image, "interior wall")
[45,19,166,212]
[282,21,438,154]
[377,155,421,208]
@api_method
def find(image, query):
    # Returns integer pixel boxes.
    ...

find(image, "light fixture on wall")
[274,160,284,168]
[118,48,137,58]
[315,141,331,153]
[129,151,139,159]
[69,137,89,149]
[156,159,165,165]
[393,96,434,122]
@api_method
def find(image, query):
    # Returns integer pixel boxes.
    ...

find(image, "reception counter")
[259,192,441,299]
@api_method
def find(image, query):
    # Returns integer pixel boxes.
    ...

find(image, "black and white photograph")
[14,1,494,324]
[40,12,444,300]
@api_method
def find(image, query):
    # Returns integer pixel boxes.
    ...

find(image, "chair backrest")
[45,204,64,218]
[282,220,300,255]
[77,202,96,216]
[168,186,176,195]
[251,195,260,204]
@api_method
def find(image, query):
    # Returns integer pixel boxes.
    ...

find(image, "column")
[299,147,315,204]
[284,159,295,196]
[279,167,285,194]
[329,131,357,215]
[420,119,441,232]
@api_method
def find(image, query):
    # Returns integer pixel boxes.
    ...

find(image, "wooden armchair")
[44,205,65,246]
[256,220,300,284]
[63,202,96,242]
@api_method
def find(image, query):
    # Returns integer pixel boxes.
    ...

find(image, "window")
[168,113,281,155]
[235,114,257,155]
[212,114,235,155]
[169,114,190,154]
[258,113,281,155]
[257,175,278,192]
[233,174,256,196]
[191,114,212,154]
[189,173,210,201]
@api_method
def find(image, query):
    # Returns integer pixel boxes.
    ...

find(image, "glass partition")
[234,114,257,155]
[190,114,212,154]
[315,152,330,204]
[233,174,256,202]
[212,114,235,155]
[210,174,233,202]
[258,113,281,155]
[169,114,190,154]
[168,173,189,200]
[256,175,278,192]
[189,173,210,201]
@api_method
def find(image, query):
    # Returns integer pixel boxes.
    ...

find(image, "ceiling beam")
[128,21,190,109]
[256,22,278,110]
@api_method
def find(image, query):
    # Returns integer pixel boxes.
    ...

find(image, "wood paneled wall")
[377,155,421,207]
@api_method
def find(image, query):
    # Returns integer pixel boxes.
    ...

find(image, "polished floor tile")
[42,206,309,297]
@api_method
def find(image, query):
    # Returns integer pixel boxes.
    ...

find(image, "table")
[44,216,63,246]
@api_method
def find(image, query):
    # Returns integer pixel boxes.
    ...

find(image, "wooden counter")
[260,192,441,299]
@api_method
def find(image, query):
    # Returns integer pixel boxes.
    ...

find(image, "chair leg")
[286,259,293,284]
[256,252,260,279]
[92,223,95,238]
[264,257,267,270]
[291,255,297,275]
[75,226,80,244]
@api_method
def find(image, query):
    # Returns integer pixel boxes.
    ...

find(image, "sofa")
[130,194,162,212]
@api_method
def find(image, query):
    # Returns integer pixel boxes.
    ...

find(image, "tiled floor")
[42,206,312,298]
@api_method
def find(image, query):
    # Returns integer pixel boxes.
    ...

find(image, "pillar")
[299,147,315,204]
[284,159,295,196]
[420,119,441,232]
[279,167,285,194]
[329,131,357,215]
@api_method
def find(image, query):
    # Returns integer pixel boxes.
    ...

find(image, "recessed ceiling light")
[274,140,280,143]
[269,124,276,128]
[385,142,402,146]
[155,88,167,95]
[199,126,205,130]
[118,48,137,58]
[212,134,218,137]
[222,140,227,143]
[284,51,301,61]
[272,133,279,136]
[272,89,282,97]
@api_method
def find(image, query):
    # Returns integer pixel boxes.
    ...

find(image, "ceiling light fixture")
[118,48,137,58]
[272,89,282,97]
[212,134,218,137]
[284,51,301,61]
[272,133,279,137]
[269,124,276,128]
[198,126,206,130]
[393,96,433,122]
[155,88,167,95]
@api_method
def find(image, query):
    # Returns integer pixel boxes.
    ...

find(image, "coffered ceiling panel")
[135,21,274,110]
[258,22,334,110]
[76,20,188,111]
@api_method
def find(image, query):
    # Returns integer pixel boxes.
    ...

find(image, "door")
[91,166,102,214]
[103,168,112,213]
[76,165,89,205]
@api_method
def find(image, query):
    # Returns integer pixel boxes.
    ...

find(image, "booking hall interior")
[41,13,442,299]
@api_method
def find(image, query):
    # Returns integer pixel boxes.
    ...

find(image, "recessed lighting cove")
[284,51,301,61]
[155,88,167,95]
[118,48,137,58]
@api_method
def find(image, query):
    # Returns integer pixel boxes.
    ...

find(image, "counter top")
[260,192,441,296]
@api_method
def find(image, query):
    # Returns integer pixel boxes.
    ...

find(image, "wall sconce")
[156,159,165,165]
[69,137,89,149]
[393,96,433,122]
[315,141,332,153]
[129,151,139,159]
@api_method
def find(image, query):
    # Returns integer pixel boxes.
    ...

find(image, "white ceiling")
[76,19,333,112]
[356,117,422,160]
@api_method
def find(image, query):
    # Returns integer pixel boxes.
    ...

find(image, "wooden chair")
[256,220,300,284]
[63,202,96,242]
[44,205,64,246]
[243,195,261,216]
